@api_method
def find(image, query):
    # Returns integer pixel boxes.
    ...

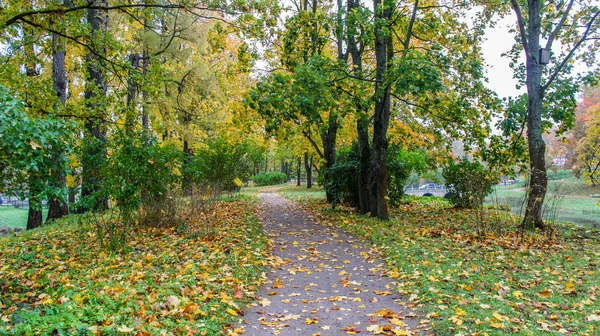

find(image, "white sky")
[481,14,525,99]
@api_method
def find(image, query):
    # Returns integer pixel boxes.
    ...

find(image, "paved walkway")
[238,191,427,335]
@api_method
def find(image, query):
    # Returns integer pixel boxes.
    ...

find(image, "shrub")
[325,143,429,207]
[387,147,429,202]
[252,172,288,186]
[185,137,264,192]
[442,158,497,209]
[325,146,359,207]
[91,132,182,250]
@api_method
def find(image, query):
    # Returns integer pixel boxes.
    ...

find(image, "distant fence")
[0,195,47,209]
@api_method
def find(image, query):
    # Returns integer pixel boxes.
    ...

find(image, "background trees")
[0,0,597,229]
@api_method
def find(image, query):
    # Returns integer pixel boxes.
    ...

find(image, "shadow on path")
[238,191,429,335]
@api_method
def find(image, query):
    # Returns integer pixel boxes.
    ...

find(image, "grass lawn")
[488,188,600,228]
[0,206,48,229]
[279,186,600,335]
[0,197,268,335]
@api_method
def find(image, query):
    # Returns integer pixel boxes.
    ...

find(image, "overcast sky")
[481,14,525,99]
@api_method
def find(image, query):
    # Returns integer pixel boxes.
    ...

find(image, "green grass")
[281,188,600,335]
[0,207,48,229]
[488,187,600,228]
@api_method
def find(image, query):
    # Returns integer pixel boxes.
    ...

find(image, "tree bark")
[515,0,547,229]
[141,47,150,138]
[182,112,193,195]
[305,153,312,188]
[81,0,109,211]
[321,115,338,201]
[347,0,370,213]
[370,0,393,220]
[126,53,140,135]
[297,157,301,186]
[47,30,70,221]
[26,196,43,230]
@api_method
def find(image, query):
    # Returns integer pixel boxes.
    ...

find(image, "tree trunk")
[141,47,150,138]
[26,200,43,230]
[357,115,371,214]
[522,0,547,229]
[182,112,193,195]
[81,0,109,211]
[370,0,393,220]
[305,153,312,188]
[347,0,370,213]
[126,53,140,135]
[321,115,338,201]
[47,31,70,221]
[297,157,301,186]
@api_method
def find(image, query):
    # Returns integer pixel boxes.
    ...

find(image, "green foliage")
[325,144,430,207]
[186,137,264,190]
[387,147,429,202]
[0,85,73,210]
[324,146,360,207]
[443,159,497,209]
[252,172,287,186]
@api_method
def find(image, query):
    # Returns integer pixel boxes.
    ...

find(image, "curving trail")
[237,191,429,335]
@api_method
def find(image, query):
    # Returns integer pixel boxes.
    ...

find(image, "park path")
[237,191,428,335]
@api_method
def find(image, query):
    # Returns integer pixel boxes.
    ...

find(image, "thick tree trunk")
[321,115,338,201]
[26,200,43,230]
[297,157,301,186]
[81,0,109,211]
[369,0,393,220]
[357,116,371,213]
[347,0,370,213]
[47,32,70,221]
[305,153,312,188]
[522,0,547,229]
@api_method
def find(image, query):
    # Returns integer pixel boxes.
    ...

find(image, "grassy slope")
[0,197,267,335]
[279,186,600,335]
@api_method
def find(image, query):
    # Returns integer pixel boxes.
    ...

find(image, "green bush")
[387,147,429,202]
[88,132,182,250]
[442,158,497,209]
[325,143,429,207]
[252,172,288,186]
[324,146,359,207]
[185,137,264,191]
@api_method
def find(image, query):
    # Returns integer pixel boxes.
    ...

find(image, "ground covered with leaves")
[0,198,268,335]
[280,186,600,335]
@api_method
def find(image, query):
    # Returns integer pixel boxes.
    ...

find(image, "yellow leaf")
[512,290,523,299]
[117,325,134,333]
[226,308,238,316]
[305,318,318,324]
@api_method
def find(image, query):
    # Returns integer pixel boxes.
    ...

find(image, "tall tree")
[80,0,109,211]
[46,3,70,221]
[508,0,599,228]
